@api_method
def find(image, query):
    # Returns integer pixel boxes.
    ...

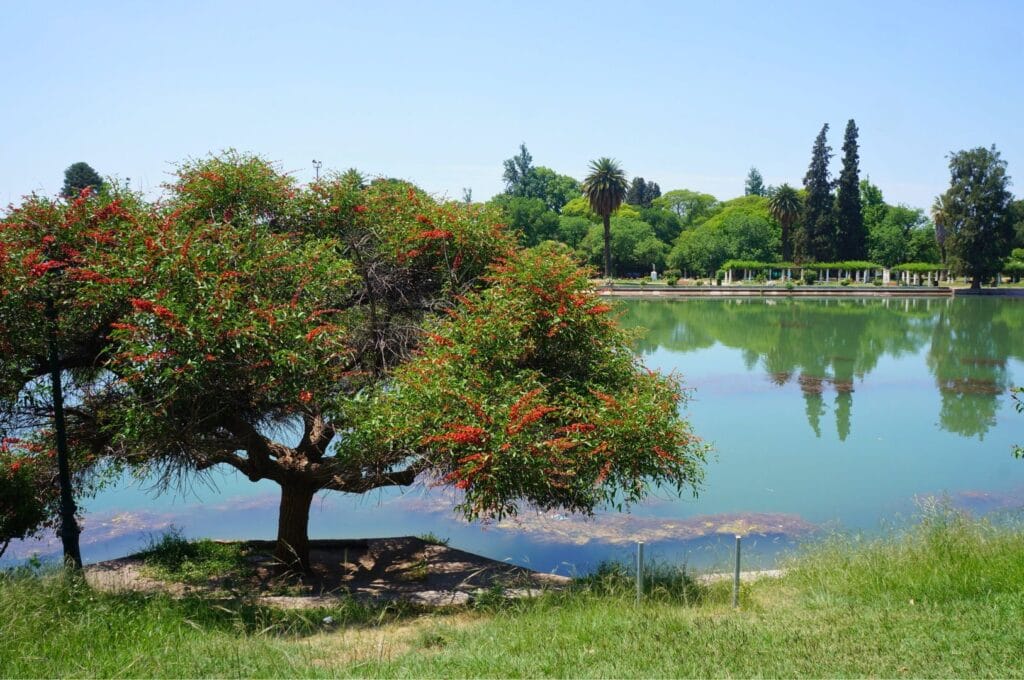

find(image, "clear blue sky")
[2,0,1022,210]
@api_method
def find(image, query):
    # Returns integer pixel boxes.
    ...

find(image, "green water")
[5,296,1023,572]
[621,296,1024,530]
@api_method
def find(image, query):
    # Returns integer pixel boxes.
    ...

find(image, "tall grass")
[2,508,1023,677]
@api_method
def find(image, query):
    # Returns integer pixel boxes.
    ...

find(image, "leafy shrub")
[1,445,59,558]
[664,268,681,282]
[840,278,852,286]
[802,271,818,285]
[715,270,725,286]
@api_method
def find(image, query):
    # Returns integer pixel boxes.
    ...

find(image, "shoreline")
[597,285,1024,298]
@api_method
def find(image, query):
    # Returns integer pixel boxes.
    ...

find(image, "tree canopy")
[800,124,835,262]
[61,162,104,198]
[940,146,1014,288]
[1,152,707,569]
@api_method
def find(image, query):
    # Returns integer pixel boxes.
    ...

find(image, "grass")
[3,507,1024,677]
[136,530,255,585]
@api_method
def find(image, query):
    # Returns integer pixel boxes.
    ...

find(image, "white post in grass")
[636,541,645,603]
[732,535,742,609]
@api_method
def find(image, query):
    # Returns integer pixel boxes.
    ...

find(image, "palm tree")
[931,193,949,265]
[768,184,801,262]
[582,158,628,279]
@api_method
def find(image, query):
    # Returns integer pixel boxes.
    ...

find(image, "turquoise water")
[6,297,1024,573]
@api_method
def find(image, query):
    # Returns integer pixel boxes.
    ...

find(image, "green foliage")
[370,243,707,519]
[625,177,661,208]
[800,124,835,262]
[500,145,581,212]
[490,195,559,246]
[639,206,684,243]
[61,162,104,198]
[653,189,720,229]
[1013,387,1023,458]
[667,196,781,275]
[768,184,801,262]
[416,532,450,546]
[868,204,934,267]
[744,167,765,196]
[0,445,57,557]
[138,531,253,585]
[579,218,667,274]
[942,146,1014,288]
[5,512,1024,677]
[3,152,702,569]
[835,120,867,260]
[1011,200,1024,249]
[556,215,591,248]
[803,270,818,285]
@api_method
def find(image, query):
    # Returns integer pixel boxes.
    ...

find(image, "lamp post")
[312,159,322,181]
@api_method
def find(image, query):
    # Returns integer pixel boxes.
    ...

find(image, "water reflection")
[624,297,1024,439]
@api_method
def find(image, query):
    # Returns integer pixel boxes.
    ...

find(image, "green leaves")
[371,243,707,521]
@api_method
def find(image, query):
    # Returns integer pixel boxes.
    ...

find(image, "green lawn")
[2,509,1023,678]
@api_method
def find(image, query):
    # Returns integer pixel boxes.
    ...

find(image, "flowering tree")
[1,153,707,570]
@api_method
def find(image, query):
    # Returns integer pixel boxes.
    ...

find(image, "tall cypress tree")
[835,120,866,260]
[800,124,835,262]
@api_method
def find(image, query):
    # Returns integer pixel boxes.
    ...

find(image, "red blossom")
[586,304,613,315]
[414,229,452,240]
[29,260,66,277]
[353,204,367,213]
[299,390,313,403]
[305,325,331,342]
[426,333,453,347]
[508,405,557,434]
[557,423,596,434]
[131,299,177,322]
[423,424,488,447]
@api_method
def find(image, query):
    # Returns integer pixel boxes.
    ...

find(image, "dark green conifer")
[800,125,835,261]
[835,120,866,260]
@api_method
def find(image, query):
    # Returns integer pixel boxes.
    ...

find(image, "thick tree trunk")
[603,214,612,279]
[274,483,316,572]
[971,276,982,290]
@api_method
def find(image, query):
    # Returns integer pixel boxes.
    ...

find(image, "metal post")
[46,295,82,570]
[732,534,741,608]
[635,541,645,603]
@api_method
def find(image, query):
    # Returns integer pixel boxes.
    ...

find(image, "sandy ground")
[85,536,570,608]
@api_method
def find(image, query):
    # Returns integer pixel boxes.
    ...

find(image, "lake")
[6,296,1024,575]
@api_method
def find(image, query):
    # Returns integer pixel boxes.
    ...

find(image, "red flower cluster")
[415,229,452,240]
[29,260,66,277]
[353,204,367,213]
[424,424,488,447]
[131,298,175,320]
[557,423,596,434]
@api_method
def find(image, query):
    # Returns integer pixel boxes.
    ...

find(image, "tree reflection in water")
[623,297,1024,439]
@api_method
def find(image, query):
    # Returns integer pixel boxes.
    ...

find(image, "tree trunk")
[274,484,316,572]
[602,213,612,279]
[971,275,981,290]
